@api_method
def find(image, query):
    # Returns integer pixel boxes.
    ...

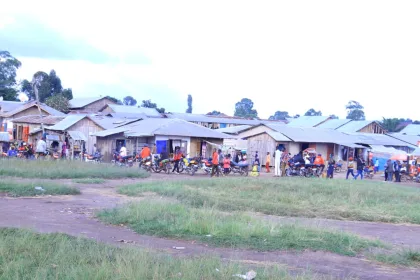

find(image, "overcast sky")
[1,1,419,120]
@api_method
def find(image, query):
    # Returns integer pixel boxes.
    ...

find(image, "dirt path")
[1,179,420,279]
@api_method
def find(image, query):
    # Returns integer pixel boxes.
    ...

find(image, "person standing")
[274,148,281,177]
[61,142,67,159]
[152,143,157,155]
[211,148,220,177]
[223,155,231,175]
[326,154,335,179]
[119,145,127,157]
[354,157,365,180]
[35,137,47,158]
[386,159,394,182]
[254,151,260,172]
[172,147,182,174]
[265,152,271,173]
[280,149,289,177]
[374,158,379,174]
[394,160,401,182]
[346,157,355,179]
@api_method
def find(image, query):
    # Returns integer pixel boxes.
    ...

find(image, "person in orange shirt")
[172,147,182,174]
[265,152,271,173]
[223,155,231,175]
[140,144,151,159]
[313,154,325,173]
[211,148,220,177]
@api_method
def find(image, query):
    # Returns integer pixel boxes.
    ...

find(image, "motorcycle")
[152,156,172,174]
[334,162,343,173]
[305,164,323,178]
[181,157,200,176]
[286,161,305,177]
[363,168,374,179]
[84,152,102,163]
[228,161,249,176]
[113,152,134,167]
[139,156,153,172]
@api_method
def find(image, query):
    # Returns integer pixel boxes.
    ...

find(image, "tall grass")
[0,180,80,197]
[98,201,383,256]
[0,228,329,280]
[118,178,420,224]
[0,159,149,179]
[371,249,420,267]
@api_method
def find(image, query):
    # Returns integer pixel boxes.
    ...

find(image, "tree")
[45,94,70,113]
[20,79,35,100]
[186,94,193,113]
[207,110,223,116]
[0,51,21,101]
[32,71,50,102]
[304,108,322,116]
[123,96,137,106]
[234,98,258,118]
[293,114,300,118]
[106,96,122,105]
[329,114,339,119]
[141,99,165,113]
[346,100,365,120]
[48,70,63,95]
[61,88,73,100]
[269,111,290,120]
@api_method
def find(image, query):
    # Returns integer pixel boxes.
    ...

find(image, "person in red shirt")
[314,154,325,173]
[211,148,220,177]
[223,155,231,175]
[140,144,151,159]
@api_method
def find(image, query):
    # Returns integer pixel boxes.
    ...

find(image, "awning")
[412,148,420,156]
[68,131,87,141]
[205,140,222,148]
[0,132,10,142]
[369,145,407,155]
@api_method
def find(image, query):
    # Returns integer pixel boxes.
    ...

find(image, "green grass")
[0,228,330,280]
[371,249,420,267]
[0,159,149,179]
[72,178,106,184]
[0,181,80,197]
[98,201,384,256]
[118,178,420,224]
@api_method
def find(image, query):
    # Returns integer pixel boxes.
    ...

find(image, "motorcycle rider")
[172,147,182,174]
[140,144,152,167]
[211,148,220,177]
[313,154,325,173]
[7,145,17,157]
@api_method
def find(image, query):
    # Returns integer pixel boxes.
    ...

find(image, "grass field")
[72,178,106,184]
[0,159,149,179]
[0,228,329,280]
[98,200,384,256]
[372,249,420,267]
[0,180,80,197]
[119,178,420,224]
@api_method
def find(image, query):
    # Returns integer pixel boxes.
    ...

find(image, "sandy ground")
[1,173,420,279]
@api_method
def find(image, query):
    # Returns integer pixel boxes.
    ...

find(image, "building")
[100,104,161,118]
[10,115,65,144]
[164,112,287,129]
[335,120,386,134]
[94,118,229,161]
[69,96,117,113]
[0,101,65,141]
[399,124,420,135]
[287,116,332,128]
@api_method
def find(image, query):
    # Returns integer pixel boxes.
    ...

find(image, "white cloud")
[4,0,420,119]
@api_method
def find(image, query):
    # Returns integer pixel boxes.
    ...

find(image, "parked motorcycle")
[363,168,374,179]
[228,161,249,176]
[84,152,102,163]
[305,165,323,178]
[181,157,200,176]
[286,161,305,177]
[334,162,343,173]
[152,156,172,174]
[139,156,153,172]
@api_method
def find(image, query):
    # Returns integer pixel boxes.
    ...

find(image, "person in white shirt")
[35,138,47,156]
[120,146,127,157]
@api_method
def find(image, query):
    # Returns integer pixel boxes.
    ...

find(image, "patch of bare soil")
[1,176,420,279]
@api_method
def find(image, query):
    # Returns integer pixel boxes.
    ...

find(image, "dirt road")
[1,176,419,279]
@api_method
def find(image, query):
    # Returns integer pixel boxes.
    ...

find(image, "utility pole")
[32,78,45,135]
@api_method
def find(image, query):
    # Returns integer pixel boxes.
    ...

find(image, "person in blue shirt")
[393,160,402,182]
[7,146,17,157]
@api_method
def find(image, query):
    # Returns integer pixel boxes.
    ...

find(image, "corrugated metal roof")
[0,132,10,142]
[90,116,142,130]
[94,126,129,137]
[125,118,230,139]
[369,145,407,155]
[266,131,291,142]
[105,112,148,119]
[166,113,261,125]
[107,104,161,117]
[10,115,65,125]
[287,116,331,127]
[47,115,87,131]
[412,147,420,156]
[343,132,416,147]
[387,133,420,146]
[69,97,107,109]
[400,124,420,135]
[0,101,65,117]
[316,119,352,129]
[214,125,252,134]
[0,101,23,113]
[336,120,380,133]
[68,131,87,141]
